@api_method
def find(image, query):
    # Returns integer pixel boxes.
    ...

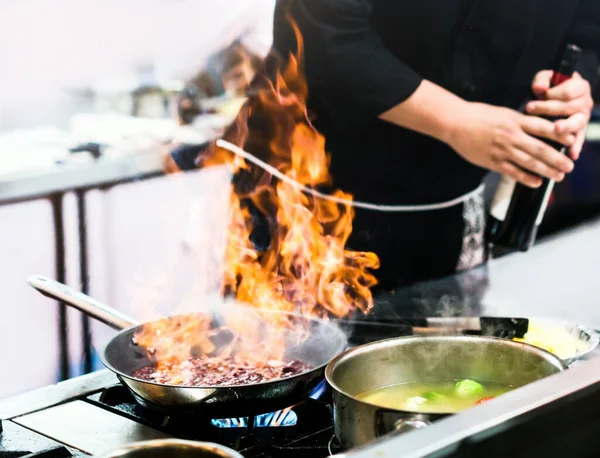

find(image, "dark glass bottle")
[488,44,582,252]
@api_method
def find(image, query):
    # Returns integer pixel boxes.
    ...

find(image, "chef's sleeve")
[567,0,600,86]
[280,0,423,130]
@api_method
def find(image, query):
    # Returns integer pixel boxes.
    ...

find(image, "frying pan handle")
[27,275,139,331]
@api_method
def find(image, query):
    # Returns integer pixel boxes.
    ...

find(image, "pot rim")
[98,439,244,458]
[325,334,568,412]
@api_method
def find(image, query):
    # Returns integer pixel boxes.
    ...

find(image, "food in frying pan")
[132,357,312,386]
[356,379,512,413]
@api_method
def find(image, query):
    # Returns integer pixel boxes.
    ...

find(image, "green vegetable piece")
[455,379,484,398]
[422,391,446,402]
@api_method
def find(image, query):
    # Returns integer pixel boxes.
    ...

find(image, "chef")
[272,0,599,290]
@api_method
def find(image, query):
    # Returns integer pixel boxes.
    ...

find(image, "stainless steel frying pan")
[28,275,347,416]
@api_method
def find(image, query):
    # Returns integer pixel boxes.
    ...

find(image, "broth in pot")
[357,379,512,413]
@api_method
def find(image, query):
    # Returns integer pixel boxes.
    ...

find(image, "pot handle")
[375,410,433,440]
[28,275,139,331]
[393,418,432,434]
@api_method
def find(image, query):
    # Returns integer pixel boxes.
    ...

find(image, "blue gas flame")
[211,409,298,428]
[210,380,327,428]
[210,379,327,428]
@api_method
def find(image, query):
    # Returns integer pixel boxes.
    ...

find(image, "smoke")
[125,165,233,323]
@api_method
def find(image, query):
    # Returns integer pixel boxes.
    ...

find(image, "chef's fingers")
[546,73,591,101]
[514,131,574,173]
[526,98,585,118]
[531,70,553,98]
[498,161,543,188]
[569,130,586,160]
[555,112,589,135]
[519,114,576,147]
[508,147,566,181]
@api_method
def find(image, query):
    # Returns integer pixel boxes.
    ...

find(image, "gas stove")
[3,340,600,458]
[0,377,340,458]
[0,314,415,458]
[88,382,339,457]
[0,330,379,458]
[0,271,477,458]
[4,270,600,458]
[4,333,600,458]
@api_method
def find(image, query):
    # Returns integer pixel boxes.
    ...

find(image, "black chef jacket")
[269,0,600,290]
[272,0,600,205]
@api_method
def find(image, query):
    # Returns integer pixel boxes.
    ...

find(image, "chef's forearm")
[379,80,468,145]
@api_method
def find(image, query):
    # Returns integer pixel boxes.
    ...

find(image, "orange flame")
[134,22,379,383]
[206,23,380,318]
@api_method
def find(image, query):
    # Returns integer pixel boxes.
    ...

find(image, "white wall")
[0,200,59,397]
[0,0,275,130]
[0,167,232,398]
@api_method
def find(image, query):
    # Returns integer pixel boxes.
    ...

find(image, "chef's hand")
[526,71,593,160]
[447,103,575,188]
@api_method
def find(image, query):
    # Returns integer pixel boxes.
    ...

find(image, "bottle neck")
[550,72,572,87]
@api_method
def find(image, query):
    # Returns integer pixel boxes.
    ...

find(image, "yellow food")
[513,320,587,359]
[357,381,511,414]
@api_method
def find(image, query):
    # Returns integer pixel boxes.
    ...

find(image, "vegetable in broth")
[356,379,512,413]
[455,379,484,397]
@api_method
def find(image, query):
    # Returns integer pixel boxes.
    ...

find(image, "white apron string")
[216,139,483,212]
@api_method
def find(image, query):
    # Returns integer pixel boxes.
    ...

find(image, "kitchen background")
[1,0,599,399]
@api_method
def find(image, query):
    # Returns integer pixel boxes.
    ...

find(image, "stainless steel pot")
[98,439,242,458]
[325,335,567,448]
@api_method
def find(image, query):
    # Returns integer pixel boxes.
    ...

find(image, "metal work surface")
[484,217,600,325]
[13,401,171,455]
[0,420,68,454]
[0,370,118,420]
[0,151,163,205]
[370,216,600,327]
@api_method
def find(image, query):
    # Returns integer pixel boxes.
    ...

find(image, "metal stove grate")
[86,382,341,458]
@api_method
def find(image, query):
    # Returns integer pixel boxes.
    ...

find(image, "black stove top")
[86,383,340,458]
[0,378,344,458]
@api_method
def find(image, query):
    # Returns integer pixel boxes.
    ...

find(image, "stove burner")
[205,380,328,429]
[87,383,337,457]
[211,408,298,428]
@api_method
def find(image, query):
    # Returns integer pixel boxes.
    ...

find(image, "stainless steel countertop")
[483,217,600,326]
[0,151,164,204]
[0,370,118,420]
[371,215,600,328]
